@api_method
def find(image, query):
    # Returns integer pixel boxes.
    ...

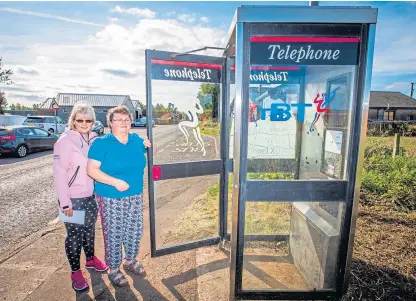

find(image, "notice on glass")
[324,130,343,154]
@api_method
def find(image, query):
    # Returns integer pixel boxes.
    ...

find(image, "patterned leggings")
[64,196,98,272]
[97,194,144,270]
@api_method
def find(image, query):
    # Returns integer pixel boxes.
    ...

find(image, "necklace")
[80,132,90,146]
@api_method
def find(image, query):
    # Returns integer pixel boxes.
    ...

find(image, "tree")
[10,103,16,110]
[198,83,220,120]
[0,58,13,86]
[15,103,22,111]
[0,92,7,114]
[0,57,13,114]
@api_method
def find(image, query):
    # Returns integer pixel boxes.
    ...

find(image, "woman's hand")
[143,136,152,148]
[114,179,130,192]
[63,208,73,217]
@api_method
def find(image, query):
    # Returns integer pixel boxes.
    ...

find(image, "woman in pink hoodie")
[53,102,108,291]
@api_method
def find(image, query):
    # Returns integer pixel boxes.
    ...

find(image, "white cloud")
[372,12,416,75]
[384,82,409,90]
[0,7,104,27]
[35,56,48,63]
[2,16,227,106]
[165,11,176,17]
[16,66,40,76]
[200,16,209,23]
[177,14,196,24]
[110,5,156,19]
[108,17,118,23]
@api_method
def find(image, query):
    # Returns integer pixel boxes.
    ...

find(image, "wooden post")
[393,133,401,158]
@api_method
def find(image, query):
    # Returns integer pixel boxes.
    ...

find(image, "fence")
[367,120,416,137]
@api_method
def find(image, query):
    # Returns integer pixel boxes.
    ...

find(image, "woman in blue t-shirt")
[87,105,151,287]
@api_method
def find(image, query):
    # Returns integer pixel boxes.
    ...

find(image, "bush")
[200,120,220,135]
[362,151,416,211]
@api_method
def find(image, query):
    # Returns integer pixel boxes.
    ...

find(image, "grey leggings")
[64,196,98,272]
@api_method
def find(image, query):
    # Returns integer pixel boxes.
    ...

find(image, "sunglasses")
[75,119,93,124]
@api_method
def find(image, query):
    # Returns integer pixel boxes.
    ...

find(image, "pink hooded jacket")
[53,128,98,210]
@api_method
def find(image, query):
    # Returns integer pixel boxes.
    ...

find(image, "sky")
[0,0,416,107]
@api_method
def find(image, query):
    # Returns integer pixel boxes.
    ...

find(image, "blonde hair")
[68,102,96,130]
[106,105,131,129]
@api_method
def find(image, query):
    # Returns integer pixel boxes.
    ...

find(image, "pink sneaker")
[85,256,109,272]
[71,270,89,291]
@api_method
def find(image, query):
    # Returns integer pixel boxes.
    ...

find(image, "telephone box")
[145,5,377,300]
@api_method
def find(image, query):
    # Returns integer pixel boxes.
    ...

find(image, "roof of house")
[370,91,416,109]
[41,93,131,108]
[131,100,139,109]
[160,112,174,119]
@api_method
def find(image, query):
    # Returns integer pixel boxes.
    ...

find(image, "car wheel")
[48,128,55,134]
[16,144,28,158]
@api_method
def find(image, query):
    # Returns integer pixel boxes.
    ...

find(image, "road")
[0,125,220,255]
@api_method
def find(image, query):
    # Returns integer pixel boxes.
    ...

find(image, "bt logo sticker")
[257,86,341,132]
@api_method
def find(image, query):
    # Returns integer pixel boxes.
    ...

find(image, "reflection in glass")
[151,81,221,165]
[242,201,343,291]
[154,175,220,249]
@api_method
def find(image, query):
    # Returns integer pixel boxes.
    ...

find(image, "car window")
[33,128,49,137]
[44,117,55,123]
[24,117,44,123]
[0,129,10,136]
[17,128,34,136]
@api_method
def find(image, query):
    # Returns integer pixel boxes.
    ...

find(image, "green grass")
[362,137,416,212]
[200,120,220,136]
[366,136,416,158]
[162,173,292,247]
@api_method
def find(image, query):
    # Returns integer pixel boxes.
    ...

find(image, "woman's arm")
[53,137,72,212]
[87,159,129,192]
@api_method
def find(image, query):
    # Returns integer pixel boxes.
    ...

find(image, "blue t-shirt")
[88,132,147,198]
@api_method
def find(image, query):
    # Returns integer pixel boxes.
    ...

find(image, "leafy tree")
[15,103,22,110]
[0,58,13,114]
[10,103,16,110]
[0,58,13,85]
[0,92,7,114]
[198,83,220,120]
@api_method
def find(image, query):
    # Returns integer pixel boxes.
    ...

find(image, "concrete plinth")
[289,203,340,289]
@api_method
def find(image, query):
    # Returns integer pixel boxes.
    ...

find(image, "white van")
[0,115,27,127]
[22,116,66,134]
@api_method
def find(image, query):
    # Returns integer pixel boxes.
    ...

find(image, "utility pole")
[411,82,415,98]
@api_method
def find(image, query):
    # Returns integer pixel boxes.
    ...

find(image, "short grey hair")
[106,105,131,129]
[68,102,96,130]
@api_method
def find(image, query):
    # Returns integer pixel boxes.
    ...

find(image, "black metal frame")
[145,49,230,257]
[229,20,374,300]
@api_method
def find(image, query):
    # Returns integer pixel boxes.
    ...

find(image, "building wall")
[57,106,111,126]
[4,110,38,117]
[56,105,137,127]
[369,108,416,121]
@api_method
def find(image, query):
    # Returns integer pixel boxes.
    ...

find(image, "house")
[369,91,416,122]
[131,100,143,120]
[39,93,139,126]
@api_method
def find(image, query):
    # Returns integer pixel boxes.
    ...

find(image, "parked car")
[92,120,105,136]
[22,116,66,134]
[0,125,59,158]
[131,117,155,127]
